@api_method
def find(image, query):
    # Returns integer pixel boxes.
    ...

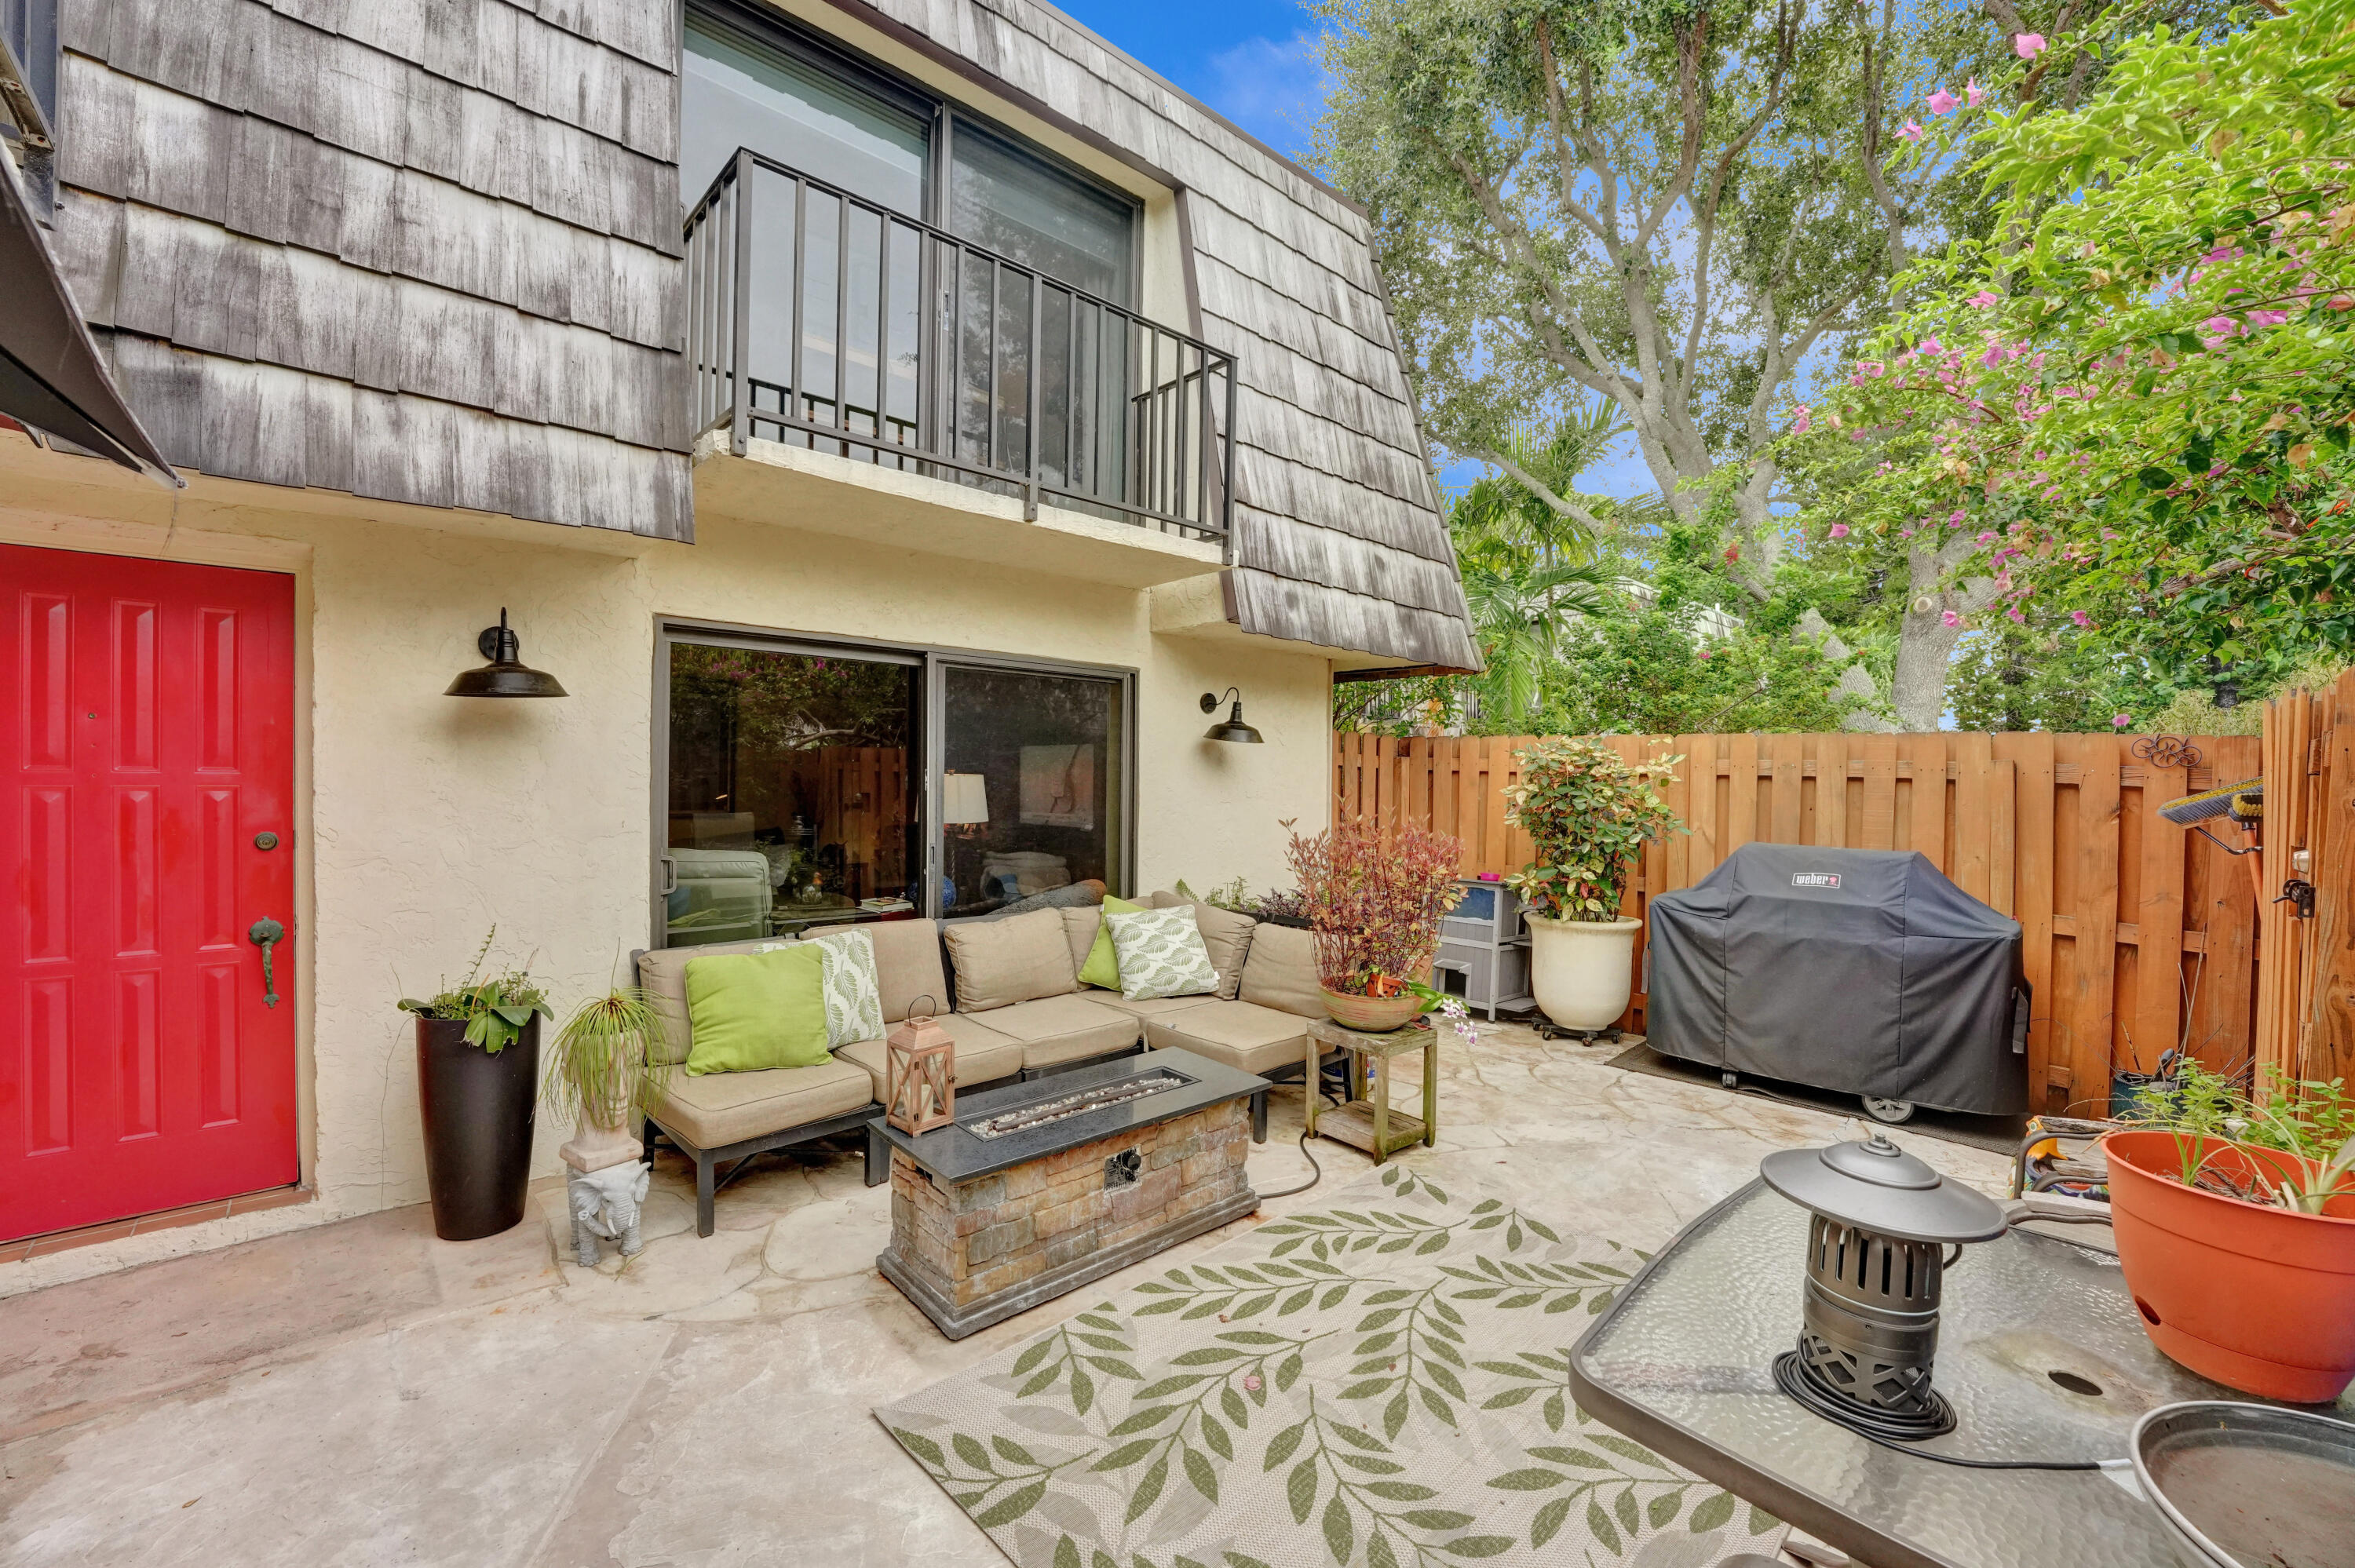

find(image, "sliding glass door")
[661,637,922,946]
[657,629,1132,943]
[935,662,1127,919]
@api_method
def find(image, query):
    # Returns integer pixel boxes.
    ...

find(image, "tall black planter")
[415,1016,540,1241]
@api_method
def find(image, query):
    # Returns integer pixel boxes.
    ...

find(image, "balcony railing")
[685,149,1236,542]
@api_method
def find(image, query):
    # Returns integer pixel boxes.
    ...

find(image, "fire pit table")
[873,1048,1265,1339]
[1568,1179,2355,1568]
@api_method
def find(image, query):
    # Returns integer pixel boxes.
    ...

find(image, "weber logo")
[1791,873,1842,888]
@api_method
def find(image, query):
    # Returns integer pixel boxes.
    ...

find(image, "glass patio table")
[1568,1180,2355,1568]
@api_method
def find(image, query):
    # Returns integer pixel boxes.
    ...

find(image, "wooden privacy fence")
[1334,727,2305,1119]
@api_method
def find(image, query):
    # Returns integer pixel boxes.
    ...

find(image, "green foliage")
[1537,605,1860,735]
[2119,1059,2355,1213]
[542,988,668,1129]
[1790,0,2355,701]
[396,928,550,1053]
[1942,614,2143,731]
[1502,739,1685,921]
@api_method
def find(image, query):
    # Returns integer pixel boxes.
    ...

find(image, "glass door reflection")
[938,664,1125,917]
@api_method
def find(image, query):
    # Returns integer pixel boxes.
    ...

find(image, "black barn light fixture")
[1199,687,1263,744]
[445,608,568,698]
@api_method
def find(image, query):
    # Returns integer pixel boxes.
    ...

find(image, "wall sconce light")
[1199,687,1263,744]
[445,608,568,698]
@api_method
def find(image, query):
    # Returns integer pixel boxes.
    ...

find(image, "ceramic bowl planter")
[1526,913,1644,1032]
[1320,986,1424,1034]
[2100,1129,2355,1402]
[415,1016,542,1241]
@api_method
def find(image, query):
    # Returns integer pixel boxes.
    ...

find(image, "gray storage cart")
[1429,879,1535,1020]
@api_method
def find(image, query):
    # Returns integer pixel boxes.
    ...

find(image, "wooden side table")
[1305,1017,1438,1164]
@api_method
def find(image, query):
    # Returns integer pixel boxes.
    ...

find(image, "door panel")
[3,545,298,1241]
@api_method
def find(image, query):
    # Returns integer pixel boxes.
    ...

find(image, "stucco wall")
[0,447,1331,1290]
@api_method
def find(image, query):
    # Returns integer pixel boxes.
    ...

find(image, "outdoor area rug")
[1605,1040,2027,1154]
[876,1161,1787,1568]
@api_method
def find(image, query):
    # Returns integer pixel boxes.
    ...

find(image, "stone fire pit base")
[882,1097,1256,1340]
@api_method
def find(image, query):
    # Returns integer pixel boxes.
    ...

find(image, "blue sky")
[1055,0,1659,504]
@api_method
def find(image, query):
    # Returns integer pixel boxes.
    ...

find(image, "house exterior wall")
[0,445,1331,1294]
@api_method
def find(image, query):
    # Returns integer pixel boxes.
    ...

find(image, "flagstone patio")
[0,1024,2014,1567]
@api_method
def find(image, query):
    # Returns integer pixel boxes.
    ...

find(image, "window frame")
[681,0,1143,304]
[649,616,1137,945]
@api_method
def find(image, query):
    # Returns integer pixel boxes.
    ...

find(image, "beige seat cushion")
[834,1014,1024,1102]
[649,1056,874,1150]
[1084,990,1220,1022]
[971,993,1141,1070]
[944,908,1078,1012]
[1237,923,1324,1019]
[636,937,797,1067]
[849,918,951,1023]
[1146,999,1324,1078]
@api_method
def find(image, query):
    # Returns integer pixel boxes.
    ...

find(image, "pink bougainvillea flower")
[2203,315,2239,336]
[2070,610,2091,627]
[2247,310,2287,328]
[1966,77,1986,107]
[1977,530,1998,543]
[1829,522,1851,538]
[1790,403,1813,433]
[1918,336,1942,355]
[1949,509,1967,523]
[2006,608,2025,623]
[1697,649,1714,661]
[1859,360,1884,378]
[1927,88,1960,115]
[1899,119,1926,142]
[2014,32,2046,58]
[2112,713,2130,728]
[1968,290,1999,309]
[1941,610,1962,628]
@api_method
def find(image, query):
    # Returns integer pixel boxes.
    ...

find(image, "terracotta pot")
[2100,1129,2355,1402]
[1526,913,1642,1031]
[1321,987,1424,1033]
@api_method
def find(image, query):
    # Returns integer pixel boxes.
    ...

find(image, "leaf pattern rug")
[876,1160,1785,1568]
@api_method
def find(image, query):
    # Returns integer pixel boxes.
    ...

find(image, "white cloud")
[1196,31,1331,159]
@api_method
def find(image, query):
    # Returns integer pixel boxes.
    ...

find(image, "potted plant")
[1502,738,1684,1032]
[1285,817,1463,1031]
[2102,1061,2355,1402]
[398,930,552,1241]
[544,986,667,1172]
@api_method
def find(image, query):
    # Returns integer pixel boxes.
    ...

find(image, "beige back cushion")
[636,936,795,1066]
[1188,900,1258,1001]
[1061,906,1104,979]
[1141,891,1258,1001]
[944,908,1079,1012]
[1238,923,1324,1018]
[838,918,949,1024]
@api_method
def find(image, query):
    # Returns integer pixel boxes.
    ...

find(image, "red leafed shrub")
[1284,818,1464,995]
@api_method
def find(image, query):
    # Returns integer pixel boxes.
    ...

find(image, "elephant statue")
[567,1159,651,1267]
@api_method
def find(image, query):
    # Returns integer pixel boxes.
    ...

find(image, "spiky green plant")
[542,987,669,1130]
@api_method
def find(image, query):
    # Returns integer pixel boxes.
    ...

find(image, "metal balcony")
[685,149,1236,542]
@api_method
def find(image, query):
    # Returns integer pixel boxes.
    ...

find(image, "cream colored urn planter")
[1526,913,1643,1032]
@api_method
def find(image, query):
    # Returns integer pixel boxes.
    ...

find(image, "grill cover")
[1645,844,2028,1114]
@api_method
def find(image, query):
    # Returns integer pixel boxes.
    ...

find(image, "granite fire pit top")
[871,1048,1265,1184]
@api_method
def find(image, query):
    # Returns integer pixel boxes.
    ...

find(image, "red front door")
[3,545,298,1242]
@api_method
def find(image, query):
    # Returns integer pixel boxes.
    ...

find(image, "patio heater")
[1761,1128,2007,1440]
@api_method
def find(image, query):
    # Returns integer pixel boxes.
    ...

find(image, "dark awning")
[1,149,179,487]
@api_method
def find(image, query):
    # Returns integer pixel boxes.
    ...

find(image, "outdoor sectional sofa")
[633,894,1335,1235]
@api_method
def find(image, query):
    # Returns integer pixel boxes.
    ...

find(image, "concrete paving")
[0,1023,2014,1567]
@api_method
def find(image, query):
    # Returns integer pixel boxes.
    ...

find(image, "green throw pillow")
[682,944,833,1074]
[1079,894,1145,990]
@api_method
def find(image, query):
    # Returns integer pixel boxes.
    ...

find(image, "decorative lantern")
[885,996,957,1136]
[1761,1126,2007,1440]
